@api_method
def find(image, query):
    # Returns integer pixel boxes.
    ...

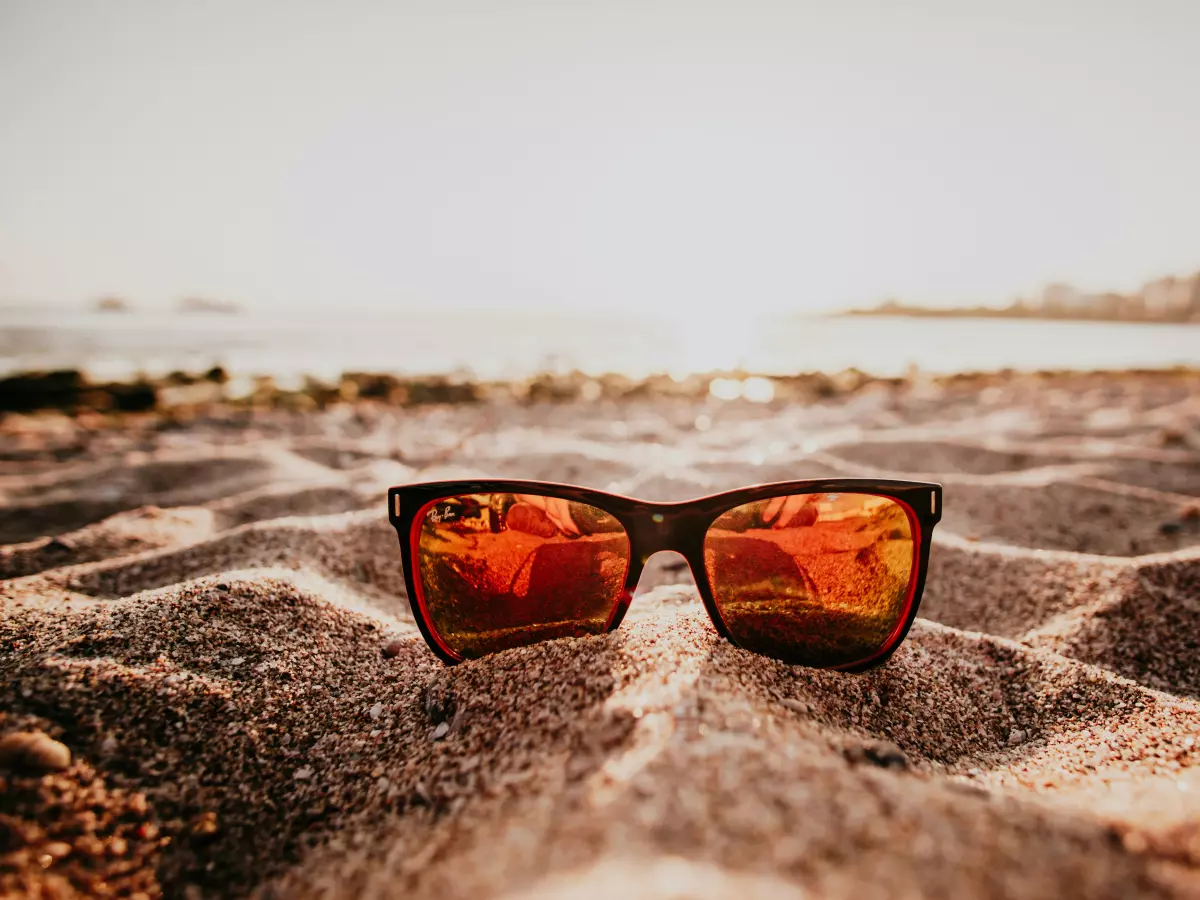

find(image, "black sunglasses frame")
[389,478,942,670]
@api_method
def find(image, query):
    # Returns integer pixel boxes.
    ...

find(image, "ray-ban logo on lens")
[429,504,458,523]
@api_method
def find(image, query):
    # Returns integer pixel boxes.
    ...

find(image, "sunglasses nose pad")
[605,586,635,630]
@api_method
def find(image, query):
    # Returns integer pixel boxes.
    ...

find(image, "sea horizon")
[2,305,1199,384]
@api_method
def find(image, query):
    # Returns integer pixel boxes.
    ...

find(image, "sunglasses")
[388,479,942,670]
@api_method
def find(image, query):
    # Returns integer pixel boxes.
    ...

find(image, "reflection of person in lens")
[761,494,818,529]
[491,493,582,538]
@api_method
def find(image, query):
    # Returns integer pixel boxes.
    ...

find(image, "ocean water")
[1,307,1197,382]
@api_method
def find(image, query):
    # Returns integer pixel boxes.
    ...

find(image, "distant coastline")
[177,297,240,314]
[88,296,242,315]
[95,296,131,313]
[847,271,1200,323]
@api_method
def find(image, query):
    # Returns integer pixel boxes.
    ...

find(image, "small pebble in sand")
[778,699,811,715]
[844,741,909,770]
[432,722,450,741]
[369,702,383,720]
[1157,426,1190,448]
[191,811,220,839]
[43,841,73,860]
[0,731,72,773]
[1007,729,1027,746]
[382,640,403,659]
[1121,830,1149,853]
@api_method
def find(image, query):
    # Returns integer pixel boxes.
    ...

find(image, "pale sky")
[1,0,1198,315]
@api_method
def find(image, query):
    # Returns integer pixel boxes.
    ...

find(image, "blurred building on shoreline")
[856,271,1200,323]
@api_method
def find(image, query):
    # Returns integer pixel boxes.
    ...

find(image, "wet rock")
[342,372,402,402]
[339,372,482,405]
[404,377,481,406]
[0,370,85,412]
[0,369,158,413]
[527,374,582,403]
[105,381,158,412]
[0,731,72,773]
[165,370,199,386]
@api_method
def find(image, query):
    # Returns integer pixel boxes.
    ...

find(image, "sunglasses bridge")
[620,505,712,562]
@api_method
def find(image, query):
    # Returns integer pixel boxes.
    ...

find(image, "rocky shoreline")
[4,365,1200,417]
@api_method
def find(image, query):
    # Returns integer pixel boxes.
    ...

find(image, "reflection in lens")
[416,493,630,658]
[704,493,915,667]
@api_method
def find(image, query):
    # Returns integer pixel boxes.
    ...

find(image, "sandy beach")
[3,369,1200,899]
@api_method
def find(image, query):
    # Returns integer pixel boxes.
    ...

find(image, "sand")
[2,369,1200,899]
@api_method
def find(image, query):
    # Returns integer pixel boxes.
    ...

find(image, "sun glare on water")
[668,314,762,379]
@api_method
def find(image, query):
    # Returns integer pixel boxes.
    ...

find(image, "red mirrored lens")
[704,492,916,667]
[414,493,630,658]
